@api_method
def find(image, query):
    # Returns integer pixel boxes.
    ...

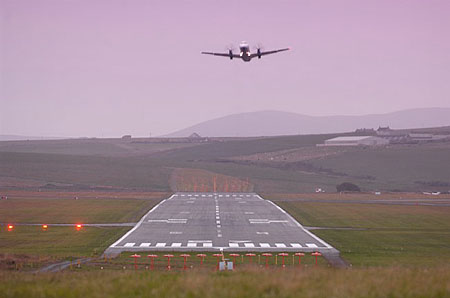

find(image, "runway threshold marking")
[110,193,335,251]
[275,243,287,248]
[306,243,318,248]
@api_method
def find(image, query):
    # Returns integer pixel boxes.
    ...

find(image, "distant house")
[322,136,389,146]
[355,128,375,134]
[188,133,202,139]
[187,132,208,143]
[376,126,406,137]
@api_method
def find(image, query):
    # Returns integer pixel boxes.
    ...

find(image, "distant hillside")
[0,135,63,141]
[166,108,450,137]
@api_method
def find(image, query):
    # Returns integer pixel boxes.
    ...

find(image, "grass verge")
[1,267,449,298]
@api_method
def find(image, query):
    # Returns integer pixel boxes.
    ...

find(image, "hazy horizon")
[1,0,450,137]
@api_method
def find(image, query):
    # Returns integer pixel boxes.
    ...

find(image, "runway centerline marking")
[108,192,335,252]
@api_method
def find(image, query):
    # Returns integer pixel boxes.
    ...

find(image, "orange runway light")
[42,224,48,231]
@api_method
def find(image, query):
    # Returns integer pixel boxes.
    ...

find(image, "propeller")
[254,43,264,59]
[226,44,235,60]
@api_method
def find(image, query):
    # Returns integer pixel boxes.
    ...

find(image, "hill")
[166,107,450,137]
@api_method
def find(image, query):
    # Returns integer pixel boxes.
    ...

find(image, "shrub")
[336,182,361,192]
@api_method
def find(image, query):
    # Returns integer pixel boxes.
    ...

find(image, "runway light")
[196,254,206,266]
[42,224,48,231]
[76,224,82,231]
[245,253,256,264]
[262,253,273,268]
[180,254,190,270]
[278,253,289,268]
[147,254,158,270]
[7,224,14,232]
[130,254,141,270]
[164,254,174,270]
[311,251,322,266]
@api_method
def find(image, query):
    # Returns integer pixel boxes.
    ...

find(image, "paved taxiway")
[106,192,333,253]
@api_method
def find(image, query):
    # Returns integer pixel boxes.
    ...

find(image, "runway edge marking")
[256,194,333,249]
[109,194,174,248]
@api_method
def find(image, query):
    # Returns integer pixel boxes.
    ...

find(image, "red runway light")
[76,224,82,231]
[7,224,14,231]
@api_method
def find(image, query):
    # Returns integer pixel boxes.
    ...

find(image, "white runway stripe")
[305,243,318,248]
[155,243,166,248]
[124,243,135,247]
[229,243,239,248]
[275,243,287,248]
[187,243,197,248]
[202,243,213,248]
[244,243,255,248]
[290,243,302,248]
[259,243,270,248]
[139,243,151,247]
[171,243,182,247]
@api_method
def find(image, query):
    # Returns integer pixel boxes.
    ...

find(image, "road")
[105,192,334,254]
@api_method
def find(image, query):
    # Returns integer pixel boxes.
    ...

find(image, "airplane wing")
[250,48,290,58]
[201,51,240,58]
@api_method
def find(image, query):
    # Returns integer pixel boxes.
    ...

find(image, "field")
[1,267,449,298]
[0,191,166,258]
[1,136,450,297]
[1,134,450,193]
[273,199,450,266]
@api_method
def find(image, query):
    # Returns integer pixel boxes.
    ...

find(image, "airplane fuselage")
[201,41,289,62]
[239,43,252,62]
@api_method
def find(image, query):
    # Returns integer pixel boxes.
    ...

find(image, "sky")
[1,0,449,137]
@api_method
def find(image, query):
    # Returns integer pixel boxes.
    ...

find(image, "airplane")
[201,41,290,62]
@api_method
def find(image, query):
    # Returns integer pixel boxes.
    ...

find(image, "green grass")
[309,144,450,192]
[0,139,202,156]
[315,229,450,267]
[2,136,450,193]
[276,201,450,266]
[0,196,162,224]
[0,226,130,257]
[1,267,449,298]
[0,193,165,257]
[0,152,172,191]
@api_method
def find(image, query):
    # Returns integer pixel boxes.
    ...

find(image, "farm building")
[322,136,389,146]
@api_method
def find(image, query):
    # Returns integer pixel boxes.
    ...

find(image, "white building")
[322,136,389,146]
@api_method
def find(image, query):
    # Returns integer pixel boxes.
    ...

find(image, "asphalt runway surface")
[106,192,334,253]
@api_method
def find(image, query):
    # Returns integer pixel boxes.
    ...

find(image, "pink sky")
[1,0,449,137]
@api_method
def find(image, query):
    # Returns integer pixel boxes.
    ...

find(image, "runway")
[106,192,334,253]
